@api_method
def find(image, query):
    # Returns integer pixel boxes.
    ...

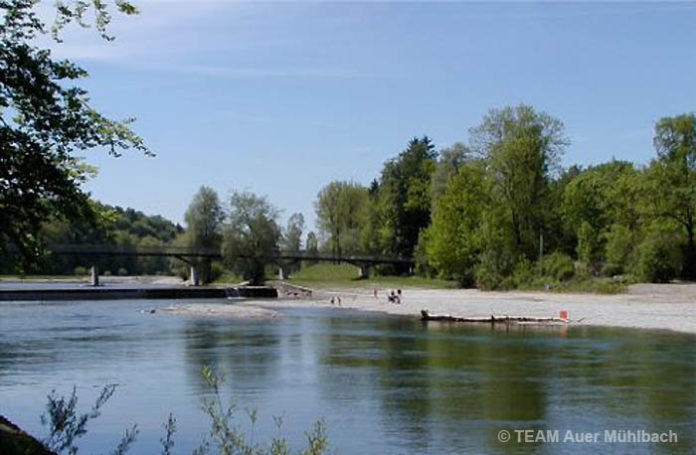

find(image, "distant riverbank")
[270,282,696,335]
[0,275,184,286]
[2,274,694,334]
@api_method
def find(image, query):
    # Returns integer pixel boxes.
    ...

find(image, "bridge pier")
[357,264,369,279]
[189,265,200,286]
[90,265,100,286]
[278,265,290,280]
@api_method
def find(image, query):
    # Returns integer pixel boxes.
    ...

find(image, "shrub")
[474,248,512,290]
[28,368,331,455]
[103,270,112,276]
[576,221,602,270]
[604,223,635,275]
[117,268,128,276]
[73,266,87,276]
[601,262,623,277]
[635,232,682,283]
[209,260,225,283]
[474,261,503,290]
[511,258,535,286]
[573,261,591,280]
[541,252,575,281]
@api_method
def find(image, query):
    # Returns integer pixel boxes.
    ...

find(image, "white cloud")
[34,2,367,80]
[37,1,237,62]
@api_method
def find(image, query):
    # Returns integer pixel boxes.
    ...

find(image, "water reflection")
[315,317,696,454]
[1,301,694,454]
[183,318,284,393]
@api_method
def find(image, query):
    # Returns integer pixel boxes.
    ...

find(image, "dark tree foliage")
[0,0,148,269]
[650,113,696,278]
[222,191,281,285]
[0,200,182,276]
[380,136,437,259]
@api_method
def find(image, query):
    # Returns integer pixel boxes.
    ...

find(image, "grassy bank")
[284,264,628,293]
[286,263,458,289]
[515,277,628,294]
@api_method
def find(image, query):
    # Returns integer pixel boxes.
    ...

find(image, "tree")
[282,212,304,252]
[430,142,471,202]
[562,161,640,235]
[305,231,319,266]
[0,0,148,269]
[425,160,487,285]
[222,191,280,285]
[281,212,304,275]
[470,104,568,261]
[315,181,367,257]
[184,186,223,250]
[648,113,696,278]
[561,160,644,273]
[379,136,437,259]
[358,181,387,255]
[306,231,319,255]
[183,186,223,282]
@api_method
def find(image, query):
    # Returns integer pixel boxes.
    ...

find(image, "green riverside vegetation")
[15,367,331,455]
[288,263,458,289]
[4,107,696,293]
[312,107,696,290]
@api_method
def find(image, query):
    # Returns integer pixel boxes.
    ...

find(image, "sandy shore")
[161,303,282,318]
[268,283,696,334]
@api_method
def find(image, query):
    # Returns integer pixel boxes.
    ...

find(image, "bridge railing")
[277,251,414,264]
[29,244,414,264]
[45,244,221,258]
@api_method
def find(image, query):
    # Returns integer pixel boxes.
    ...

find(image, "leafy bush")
[209,261,225,282]
[511,259,535,286]
[25,368,332,455]
[603,223,635,275]
[117,268,128,276]
[573,261,591,280]
[413,229,436,278]
[73,266,88,276]
[41,385,137,455]
[635,232,682,283]
[541,252,575,281]
[576,221,602,269]
[474,249,511,290]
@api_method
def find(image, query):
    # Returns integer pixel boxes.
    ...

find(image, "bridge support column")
[190,265,200,286]
[90,265,99,286]
[278,266,289,280]
[357,264,369,279]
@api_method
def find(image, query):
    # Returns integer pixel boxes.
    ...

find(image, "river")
[1,298,694,454]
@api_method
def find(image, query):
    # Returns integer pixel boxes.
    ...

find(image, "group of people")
[329,289,403,306]
[372,288,403,304]
[387,289,402,304]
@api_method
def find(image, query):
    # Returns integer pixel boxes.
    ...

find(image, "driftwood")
[420,309,568,324]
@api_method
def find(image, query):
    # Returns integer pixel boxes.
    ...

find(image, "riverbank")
[2,276,694,334]
[271,282,696,334]
[0,275,183,285]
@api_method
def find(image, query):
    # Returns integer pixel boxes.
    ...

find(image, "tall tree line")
[315,105,696,287]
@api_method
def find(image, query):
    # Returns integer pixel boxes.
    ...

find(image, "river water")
[1,298,694,454]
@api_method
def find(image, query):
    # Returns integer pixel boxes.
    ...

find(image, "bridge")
[41,244,414,285]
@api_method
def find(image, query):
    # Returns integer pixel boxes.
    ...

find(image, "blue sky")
[49,1,696,229]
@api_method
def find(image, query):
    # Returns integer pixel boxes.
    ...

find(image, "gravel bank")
[270,283,696,334]
[161,302,281,318]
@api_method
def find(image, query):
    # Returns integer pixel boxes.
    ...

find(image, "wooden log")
[420,309,568,324]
